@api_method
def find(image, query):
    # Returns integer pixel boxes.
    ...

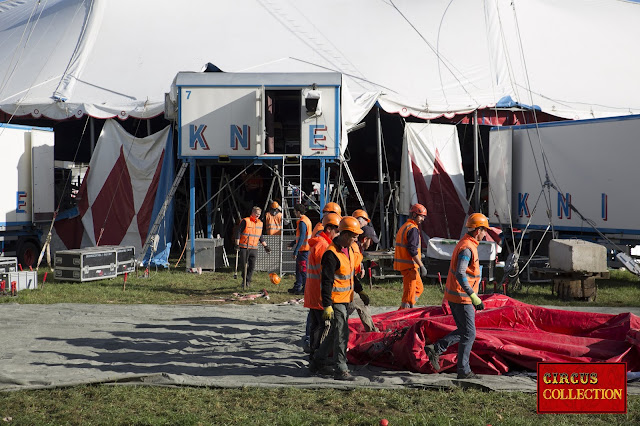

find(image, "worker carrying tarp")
[311,216,363,380]
[305,213,341,362]
[348,209,379,333]
[424,213,489,379]
[394,203,428,309]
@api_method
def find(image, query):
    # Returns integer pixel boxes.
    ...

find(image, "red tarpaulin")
[348,295,640,374]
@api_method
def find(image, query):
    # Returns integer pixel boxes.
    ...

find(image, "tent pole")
[89,117,95,157]
[376,107,386,248]
[474,110,480,212]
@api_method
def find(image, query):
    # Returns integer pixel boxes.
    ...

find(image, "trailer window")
[265,90,301,155]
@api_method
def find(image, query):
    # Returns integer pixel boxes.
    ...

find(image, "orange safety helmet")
[338,216,363,234]
[410,203,427,216]
[352,209,370,223]
[269,272,281,285]
[270,201,280,210]
[322,202,342,216]
[322,212,341,227]
[466,213,489,230]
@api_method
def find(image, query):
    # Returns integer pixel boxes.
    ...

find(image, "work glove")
[323,306,334,320]
[358,291,370,306]
[470,293,485,311]
[234,241,240,251]
[264,245,271,253]
[419,265,428,277]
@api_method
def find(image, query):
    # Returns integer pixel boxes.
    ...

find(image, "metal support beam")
[189,158,196,268]
[206,165,212,238]
[376,107,386,248]
[319,159,326,212]
[89,117,95,157]
[474,110,480,212]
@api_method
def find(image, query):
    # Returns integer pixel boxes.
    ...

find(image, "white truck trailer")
[0,123,54,267]
[488,114,640,263]
[489,113,640,266]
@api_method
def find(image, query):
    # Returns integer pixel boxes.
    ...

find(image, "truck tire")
[18,241,39,269]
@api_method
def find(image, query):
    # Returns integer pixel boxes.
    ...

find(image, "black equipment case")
[54,247,118,282]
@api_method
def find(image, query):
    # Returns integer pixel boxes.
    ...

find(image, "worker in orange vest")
[264,201,283,235]
[305,213,341,361]
[424,213,488,380]
[288,203,312,295]
[235,206,271,287]
[394,203,428,309]
[312,202,342,237]
[347,224,379,332]
[311,216,362,380]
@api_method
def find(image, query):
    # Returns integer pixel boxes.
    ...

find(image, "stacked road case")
[0,257,18,273]
[54,246,135,282]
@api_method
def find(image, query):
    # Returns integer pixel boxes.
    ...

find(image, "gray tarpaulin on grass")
[0,303,638,393]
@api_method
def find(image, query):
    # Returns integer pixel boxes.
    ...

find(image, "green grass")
[2,265,639,424]
[0,385,637,425]
[6,265,640,308]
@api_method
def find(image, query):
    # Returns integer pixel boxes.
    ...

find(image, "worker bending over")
[424,213,488,380]
[393,203,428,309]
[235,206,270,287]
[311,216,362,380]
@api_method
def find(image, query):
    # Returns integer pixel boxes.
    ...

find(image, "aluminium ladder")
[280,155,302,275]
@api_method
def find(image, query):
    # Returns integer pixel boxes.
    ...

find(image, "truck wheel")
[18,241,39,269]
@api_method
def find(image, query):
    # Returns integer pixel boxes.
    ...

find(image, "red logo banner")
[537,362,627,414]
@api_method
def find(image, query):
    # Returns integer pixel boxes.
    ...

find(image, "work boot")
[316,365,335,377]
[424,344,440,371]
[287,287,298,294]
[302,337,311,354]
[457,371,479,380]
[334,370,355,381]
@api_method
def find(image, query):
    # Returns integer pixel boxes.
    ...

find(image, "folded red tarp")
[347,295,640,374]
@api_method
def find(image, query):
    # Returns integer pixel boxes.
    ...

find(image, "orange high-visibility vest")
[326,243,358,304]
[444,234,481,305]
[351,241,363,275]
[264,211,282,235]
[304,233,331,310]
[394,219,421,271]
[312,222,324,237]
[239,218,263,249]
[296,215,312,252]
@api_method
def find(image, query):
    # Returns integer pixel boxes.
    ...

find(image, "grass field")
[1,264,638,424]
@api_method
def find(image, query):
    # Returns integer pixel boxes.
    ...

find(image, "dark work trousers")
[239,248,257,285]
[308,308,324,359]
[433,302,476,376]
[313,302,350,373]
[293,250,309,291]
